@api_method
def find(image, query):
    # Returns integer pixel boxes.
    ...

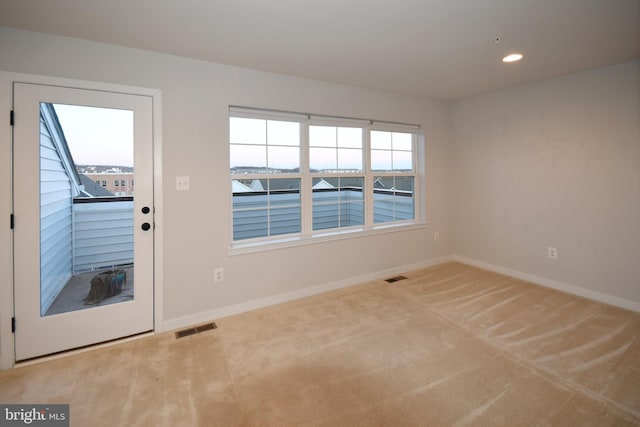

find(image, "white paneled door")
[12,83,154,361]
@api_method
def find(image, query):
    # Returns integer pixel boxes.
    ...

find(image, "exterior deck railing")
[233,188,414,240]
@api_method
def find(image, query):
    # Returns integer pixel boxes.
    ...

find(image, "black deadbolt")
[142,206,151,214]
[141,222,151,231]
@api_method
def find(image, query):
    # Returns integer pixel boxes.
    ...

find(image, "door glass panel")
[40,103,135,316]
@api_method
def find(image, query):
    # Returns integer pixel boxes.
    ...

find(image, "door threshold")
[14,330,154,368]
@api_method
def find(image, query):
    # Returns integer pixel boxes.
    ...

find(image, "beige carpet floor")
[0,261,638,426]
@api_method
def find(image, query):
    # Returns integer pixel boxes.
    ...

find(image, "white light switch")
[176,176,190,191]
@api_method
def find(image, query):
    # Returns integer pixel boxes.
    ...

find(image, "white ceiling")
[0,0,638,100]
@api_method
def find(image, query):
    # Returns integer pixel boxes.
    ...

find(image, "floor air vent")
[385,275,408,283]
[175,322,217,339]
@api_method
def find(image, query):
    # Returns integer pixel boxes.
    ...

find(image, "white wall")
[452,60,640,304]
[0,27,451,337]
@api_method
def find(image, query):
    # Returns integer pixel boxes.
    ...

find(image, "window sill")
[229,221,430,256]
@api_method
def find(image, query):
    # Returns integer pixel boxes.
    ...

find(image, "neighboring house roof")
[372,176,413,192]
[78,174,114,197]
[268,179,300,191]
[233,179,302,192]
[249,179,264,191]
[232,180,253,193]
[312,178,335,190]
[373,177,386,189]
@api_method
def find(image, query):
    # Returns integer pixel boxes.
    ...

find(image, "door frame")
[0,72,164,370]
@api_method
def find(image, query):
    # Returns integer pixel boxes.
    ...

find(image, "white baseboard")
[164,253,639,331]
[453,255,640,313]
[163,255,454,331]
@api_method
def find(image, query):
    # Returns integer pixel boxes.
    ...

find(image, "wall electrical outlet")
[547,247,558,260]
[434,232,440,242]
[214,267,224,283]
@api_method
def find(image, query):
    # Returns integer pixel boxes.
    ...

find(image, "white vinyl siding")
[373,189,415,223]
[72,201,134,272]
[39,115,73,315]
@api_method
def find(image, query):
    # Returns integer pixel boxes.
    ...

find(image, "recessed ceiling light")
[502,53,523,63]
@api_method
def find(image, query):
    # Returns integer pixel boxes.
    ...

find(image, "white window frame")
[230,106,426,254]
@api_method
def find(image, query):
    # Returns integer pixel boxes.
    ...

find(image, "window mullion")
[264,120,271,236]
[335,128,340,228]
[300,119,312,236]
[412,133,420,223]
[266,179,272,237]
[364,125,373,226]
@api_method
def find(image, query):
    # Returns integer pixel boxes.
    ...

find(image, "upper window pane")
[370,130,414,172]
[371,131,391,150]
[267,121,300,146]
[309,126,336,147]
[230,117,266,145]
[338,148,363,171]
[268,146,300,171]
[338,127,363,148]
[371,150,392,171]
[310,125,363,173]
[392,151,412,171]
[231,117,300,173]
[310,147,337,171]
[392,132,412,151]
[230,145,266,170]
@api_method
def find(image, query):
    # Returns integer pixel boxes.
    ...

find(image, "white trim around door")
[0,72,163,369]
